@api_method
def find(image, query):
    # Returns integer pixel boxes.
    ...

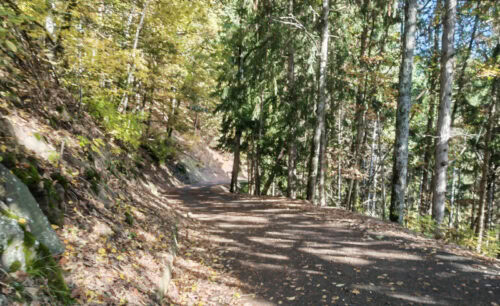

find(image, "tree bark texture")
[432,0,456,230]
[307,0,329,205]
[390,0,417,224]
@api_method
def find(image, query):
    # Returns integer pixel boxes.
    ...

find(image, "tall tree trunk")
[486,171,495,232]
[318,119,328,206]
[449,166,457,227]
[368,114,380,215]
[337,104,342,205]
[432,0,456,235]
[381,152,387,220]
[475,44,499,251]
[119,0,150,113]
[230,128,242,193]
[286,0,298,199]
[389,0,417,224]
[307,0,329,205]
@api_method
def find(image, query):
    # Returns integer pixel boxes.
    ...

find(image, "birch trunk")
[432,0,456,233]
[119,0,150,113]
[390,0,417,224]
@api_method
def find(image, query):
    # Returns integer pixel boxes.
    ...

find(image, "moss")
[49,117,58,129]
[1,207,20,220]
[23,231,36,248]
[84,167,100,181]
[40,179,64,226]
[84,167,101,194]
[27,243,73,304]
[9,260,21,272]
[50,172,69,190]
[0,151,17,168]
[124,211,134,226]
[11,163,41,190]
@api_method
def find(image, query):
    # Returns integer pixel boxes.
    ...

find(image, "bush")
[142,136,177,163]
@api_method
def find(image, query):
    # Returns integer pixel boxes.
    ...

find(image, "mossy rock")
[36,179,65,227]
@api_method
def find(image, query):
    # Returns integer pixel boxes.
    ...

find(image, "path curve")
[168,185,500,305]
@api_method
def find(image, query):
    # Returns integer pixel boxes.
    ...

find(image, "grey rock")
[0,294,8,306]
[0,117,16,141]
[0,164,64,255]
[0,215,37,272]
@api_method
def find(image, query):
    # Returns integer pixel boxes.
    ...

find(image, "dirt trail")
[166,184,500,306]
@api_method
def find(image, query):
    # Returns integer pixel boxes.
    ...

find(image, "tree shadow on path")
[167,185,500,306]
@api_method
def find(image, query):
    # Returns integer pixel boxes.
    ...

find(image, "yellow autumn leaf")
[18,218,27,225]
[98,248,106,256]
[51,224,59,230]
[117,255,125,261]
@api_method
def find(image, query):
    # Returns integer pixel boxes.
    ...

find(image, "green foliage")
[84,167,101,194]
[11,163,41,190]
[124,211,134,226]
[26,243,73,304]
[85,96,144,148]
[406,212,437,238]
[142,136,177,163]
[9,260,22,272]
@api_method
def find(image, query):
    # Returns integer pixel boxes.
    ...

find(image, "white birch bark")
[119,0,150,113]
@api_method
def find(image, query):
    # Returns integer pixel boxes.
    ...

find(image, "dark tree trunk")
[230,128,242,193]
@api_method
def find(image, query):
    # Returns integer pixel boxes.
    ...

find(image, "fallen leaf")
[352,289,360,295]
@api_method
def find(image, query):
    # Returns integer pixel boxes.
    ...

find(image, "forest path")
[167,184,500,305]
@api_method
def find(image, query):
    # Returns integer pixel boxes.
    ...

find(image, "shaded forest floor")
[164,184,500,305]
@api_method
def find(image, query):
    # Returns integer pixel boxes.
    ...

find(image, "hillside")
[0,86,242,304]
